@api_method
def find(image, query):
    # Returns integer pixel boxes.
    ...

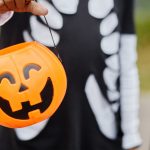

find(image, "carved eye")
[0,73,16,84]
[23,64,41,80]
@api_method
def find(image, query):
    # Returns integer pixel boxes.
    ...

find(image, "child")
[0,0,142,149]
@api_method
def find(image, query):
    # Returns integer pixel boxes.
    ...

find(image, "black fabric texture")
[0,0,135,149]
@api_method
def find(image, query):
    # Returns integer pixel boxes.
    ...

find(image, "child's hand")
[0,0,48,15]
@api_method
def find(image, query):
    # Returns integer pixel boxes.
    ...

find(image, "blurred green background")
[136,0,150,92]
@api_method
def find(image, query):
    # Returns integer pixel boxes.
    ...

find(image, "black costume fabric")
[0,0,141,149]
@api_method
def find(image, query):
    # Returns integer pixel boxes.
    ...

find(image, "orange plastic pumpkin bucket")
[0,41,67,128]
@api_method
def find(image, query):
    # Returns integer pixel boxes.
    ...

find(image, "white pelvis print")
[20,0,120,141]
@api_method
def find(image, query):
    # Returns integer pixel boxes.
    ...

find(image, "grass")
[136,9,150,92]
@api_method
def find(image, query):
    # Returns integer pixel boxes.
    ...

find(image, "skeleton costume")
[0,0,142,149]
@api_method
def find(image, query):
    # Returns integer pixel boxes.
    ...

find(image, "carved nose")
[19,84,28,92]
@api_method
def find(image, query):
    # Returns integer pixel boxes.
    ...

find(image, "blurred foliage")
[136,3,150,92]
[136,0,150,10]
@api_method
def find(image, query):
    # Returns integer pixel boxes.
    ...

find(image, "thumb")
[23,1,48,16]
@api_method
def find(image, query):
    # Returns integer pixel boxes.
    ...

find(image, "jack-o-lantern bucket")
[0,41,67,128]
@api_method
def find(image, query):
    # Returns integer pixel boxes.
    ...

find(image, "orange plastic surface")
[0,41,67,128]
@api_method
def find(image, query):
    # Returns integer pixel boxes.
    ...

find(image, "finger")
[14,0,25,9]
[26,1,48,16]
[0,0,7,12]
[2,0,15,10]
[0,8,8,13]
[15,1,48,16]
[0,0,11,13]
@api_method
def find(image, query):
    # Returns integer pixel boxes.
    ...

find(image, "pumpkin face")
[0,42,67,128]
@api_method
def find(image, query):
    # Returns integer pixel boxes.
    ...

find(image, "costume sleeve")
[119,0,142,149]
[0,11,13,26]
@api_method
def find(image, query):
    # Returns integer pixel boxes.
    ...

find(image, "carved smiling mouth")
[0,78,53,120]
